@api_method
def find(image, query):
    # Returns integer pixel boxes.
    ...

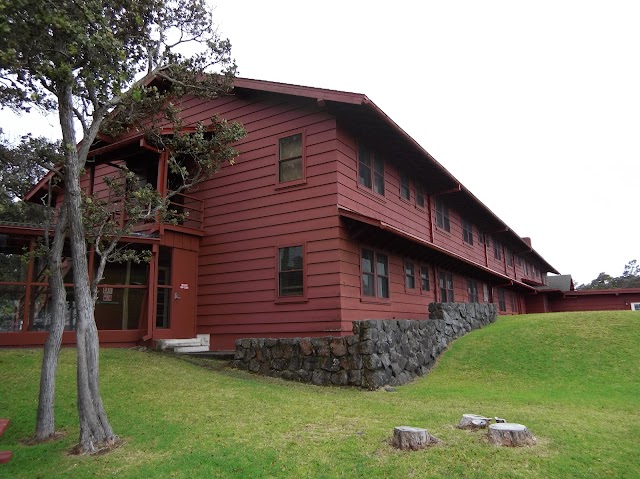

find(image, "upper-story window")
[278,133,304,183]
[524,261,529,275]
[358,144,385,195]
[506,249,514,266]
[493,238,502,261]
[362,248,389,298]
[278,245,304,297]
[462,219,473,245]
[400,172,410,200]
[435,198,450,232]
[416,184,425,208]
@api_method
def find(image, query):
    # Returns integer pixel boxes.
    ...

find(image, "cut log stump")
[487,423,536,446]
[0,418,11,463]
[391,426,438,450]
[457,414,491,429]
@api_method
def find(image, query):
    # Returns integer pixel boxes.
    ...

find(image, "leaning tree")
[0,0,244,453]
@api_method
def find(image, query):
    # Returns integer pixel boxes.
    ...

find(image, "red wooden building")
[527,275,640,313]
[0,78,562,351]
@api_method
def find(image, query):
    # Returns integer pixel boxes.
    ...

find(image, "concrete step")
[173,345,211,354]
[156,334,211,353]
[157,338,201,349]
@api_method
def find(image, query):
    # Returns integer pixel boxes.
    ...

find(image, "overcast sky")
[2,1,638,284]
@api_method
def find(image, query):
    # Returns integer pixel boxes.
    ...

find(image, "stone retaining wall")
[231,302,496,389]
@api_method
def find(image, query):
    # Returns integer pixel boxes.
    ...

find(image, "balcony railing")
[167,192,204,231]
[108,191,204,232]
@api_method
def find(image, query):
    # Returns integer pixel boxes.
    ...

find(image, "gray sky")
[2,0,638,284]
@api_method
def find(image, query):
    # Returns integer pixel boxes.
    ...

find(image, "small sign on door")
[180,283,189,290]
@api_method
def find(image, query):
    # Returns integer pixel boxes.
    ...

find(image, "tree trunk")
[487,423,536,447]
[35,204,68,440]
[58,84,118,453]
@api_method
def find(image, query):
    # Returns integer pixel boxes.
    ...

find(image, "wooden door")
[169,248,198,339]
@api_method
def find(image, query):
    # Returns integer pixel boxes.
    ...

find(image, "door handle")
[174,292,181,300]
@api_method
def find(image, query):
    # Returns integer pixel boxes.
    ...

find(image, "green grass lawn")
[1,311,639,478]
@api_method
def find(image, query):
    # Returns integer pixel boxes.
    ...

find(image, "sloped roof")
[546,274,574,291]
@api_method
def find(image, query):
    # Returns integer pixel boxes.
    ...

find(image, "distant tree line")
[576,260,640,290]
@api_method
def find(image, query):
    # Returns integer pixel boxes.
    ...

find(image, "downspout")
[427,193,434,243]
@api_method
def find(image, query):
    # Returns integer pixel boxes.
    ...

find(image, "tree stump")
[487,423,536,446]
[457,414,491,429]
[391,426,438,450]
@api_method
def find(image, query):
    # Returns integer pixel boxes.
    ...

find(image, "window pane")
[358,144,372,189]
[362,249,374,274]
[374,171,385,195]
[362,272,375,296]
[0,235,30,282]
[0,285,25,332]
[416,185,424,207]
[279,246,303,271]
[373,155,384,175]
[420,267,430,291]
[376,253,388,276]
[95,287,146,330]
[279,271,303,296]
[279,157,303,182]
[373,152,384,194]
[400,173,410,200]
[359,163,372,189]
[28,286,76,331]
[279,134,302,161]
[404,261,415,289]
[377,275,389,298]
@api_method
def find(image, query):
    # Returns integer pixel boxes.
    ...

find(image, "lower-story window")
[498,288,506,312]
[468,279,479,303]
[404,260,415,289]
[420,265,430,292]
[439,271,454,302]
[278,245,304,296]
[362,248,389,299]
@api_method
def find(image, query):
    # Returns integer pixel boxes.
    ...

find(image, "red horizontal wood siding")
[181,94,343,350]
[334,127,520,282]
[549,292,640,312]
